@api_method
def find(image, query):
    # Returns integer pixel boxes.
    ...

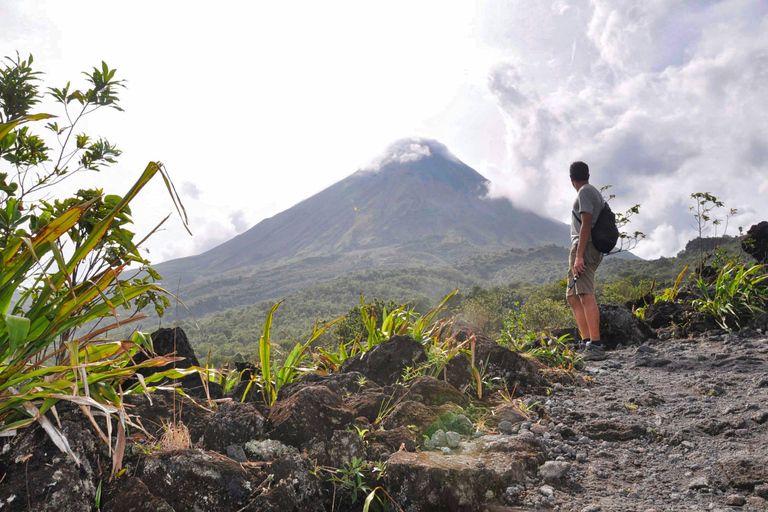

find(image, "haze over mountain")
[154,139,569,316]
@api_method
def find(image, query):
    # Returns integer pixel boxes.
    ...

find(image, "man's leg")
[578,293,601,342]
[567,294,590,340]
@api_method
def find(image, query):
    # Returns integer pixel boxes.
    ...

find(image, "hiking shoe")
[576,340,589,352]
[582,342,606,361]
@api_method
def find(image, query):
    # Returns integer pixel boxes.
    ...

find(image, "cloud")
[181,181,202,200]
[229,210,249,233]
[483,0,768,258]
[362,137,459,172]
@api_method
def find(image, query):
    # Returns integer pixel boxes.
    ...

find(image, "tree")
[0,53,188,476]
[600,185,645,253]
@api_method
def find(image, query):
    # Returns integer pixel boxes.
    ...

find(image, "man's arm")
[574,212,593,276]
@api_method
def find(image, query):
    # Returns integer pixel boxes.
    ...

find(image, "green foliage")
[600,184,646,253]
[693,262,768,330]
[329,457,372,504]
[0,54,188,475]
[241,301,342,405]
[601,278,654,305]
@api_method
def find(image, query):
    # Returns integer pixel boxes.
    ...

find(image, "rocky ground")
[509,330,768,512]
[3,318,768,511]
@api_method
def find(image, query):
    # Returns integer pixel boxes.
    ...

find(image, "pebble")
[440,447,452,455]
[576,452,588,462]
[688,476,710,490]
[581,506,601,512]
[445,431,461,448]
[539,461,572,481]
[498,420,513,434]
[423,438,436,451]
[431,429,447,448]
[475,461,485,469]
[725,495,745,506]
[539,485,554,498]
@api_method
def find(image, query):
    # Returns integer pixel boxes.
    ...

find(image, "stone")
[275,371,381,401]
[245,455,325,512]
[538,461,572,482]
[725,495,746,506]
[102,477,174,512]
[382,400,471,437]
[644,301,688,329]
[344,391,393,423]
[323,430,365,467]
[498,420,514,434]
[441,447,452,455]
[268,385,354,447]
[408,376,468,406]
[423,438,436,451]
[0,406,100,512]
[431,429,447,448]
[719,454,768,489]
[446,431,461,448]
[580,420,647,441]
[226,445,247,463]
[139,449,253,511]
[243,439,298,461]
[688,476,710,490]
[339,335,427,385]
[134,327,223,399]
[539,485,555,498]
[368,427,417,454]
[443,322,550,394]
[387,435,544,512]
[598,304,657,349]
[742,221,768,263]
[202,401,266,453]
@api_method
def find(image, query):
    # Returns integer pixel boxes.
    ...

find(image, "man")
[566,161,605,361]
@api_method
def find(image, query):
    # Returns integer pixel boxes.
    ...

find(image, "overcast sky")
[2,0,767,262]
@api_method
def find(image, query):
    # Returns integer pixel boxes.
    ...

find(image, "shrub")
[0,55,188,475]
[693,262,768,330]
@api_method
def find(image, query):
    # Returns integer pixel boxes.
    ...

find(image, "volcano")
[154,138,568,316]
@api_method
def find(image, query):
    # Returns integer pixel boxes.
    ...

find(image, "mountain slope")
[155,139,569,317]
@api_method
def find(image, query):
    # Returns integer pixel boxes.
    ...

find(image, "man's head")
[570,161,589,188]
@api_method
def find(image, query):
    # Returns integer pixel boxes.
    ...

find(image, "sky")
[2,0,767,262]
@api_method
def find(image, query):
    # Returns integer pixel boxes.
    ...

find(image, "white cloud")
[483,0,768,257]
[181,181,201,200]
[229,210,249,233]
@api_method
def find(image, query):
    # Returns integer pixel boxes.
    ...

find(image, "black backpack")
[591,202,619,253]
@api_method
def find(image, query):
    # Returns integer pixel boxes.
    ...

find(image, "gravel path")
[518,333,768,511]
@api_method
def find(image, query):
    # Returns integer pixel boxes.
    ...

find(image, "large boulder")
[743,221,768,263]
[276,371,380,401]
[242,455,326,512]
[135,327,222,399]
[139,449,253,511]
[0,407,101,512]
[201,401,266,453]
[386,435,545,511]
[598,304,656,349]
[268,385,354,447]
[644,300,688,329]
[444,323,549,394]
[339,335,427,385]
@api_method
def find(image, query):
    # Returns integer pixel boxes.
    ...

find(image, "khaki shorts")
[566,241,602,297]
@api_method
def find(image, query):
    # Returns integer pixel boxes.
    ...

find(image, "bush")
[0,55,187,475]
[693,262,768,330]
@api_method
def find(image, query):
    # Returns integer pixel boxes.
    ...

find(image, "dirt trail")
[524,333,768,511]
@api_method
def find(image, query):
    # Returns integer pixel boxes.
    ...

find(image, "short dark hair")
[570,161,589,181]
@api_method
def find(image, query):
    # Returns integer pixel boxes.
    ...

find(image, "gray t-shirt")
[571,183,604,244]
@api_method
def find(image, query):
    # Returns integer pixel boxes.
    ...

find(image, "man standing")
[566,161,605,361]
